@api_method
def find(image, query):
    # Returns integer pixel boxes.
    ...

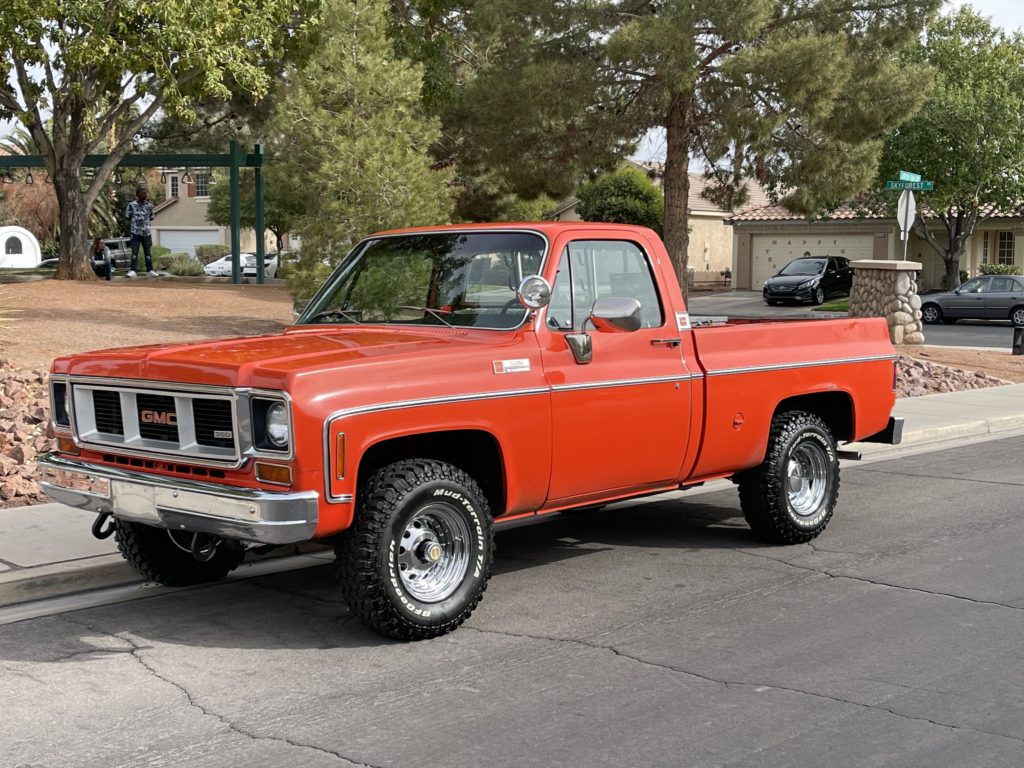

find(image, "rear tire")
[335,459,494,641]
[1011,306,1024,327]
[115,521,244,586]
[921,304,942,324]
[737,411,839,544]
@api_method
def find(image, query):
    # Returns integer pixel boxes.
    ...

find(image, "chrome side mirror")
[588,297,642,333]
[516,275,552,310]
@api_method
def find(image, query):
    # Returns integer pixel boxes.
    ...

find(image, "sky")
[4,1,1024,150]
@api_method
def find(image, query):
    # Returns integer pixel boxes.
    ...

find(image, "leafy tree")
[0,0,319,279]
[577,168,664,232]
[455,0,939,292]
[280,0,456,298]
[879,8,1024,290]
[206,168,305,252]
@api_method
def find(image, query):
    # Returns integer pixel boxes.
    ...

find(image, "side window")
[992,277,1016,293]
[960,277,988,294]
[546,240,664,331]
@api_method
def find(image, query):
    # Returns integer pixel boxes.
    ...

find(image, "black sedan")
[920,274,1024,326]
[763,256,853,306]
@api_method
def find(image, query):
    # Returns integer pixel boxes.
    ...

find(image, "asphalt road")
[688,292,1017,349]
[6,437,1024,768]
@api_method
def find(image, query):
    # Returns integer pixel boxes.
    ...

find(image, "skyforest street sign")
[886,180,934,191]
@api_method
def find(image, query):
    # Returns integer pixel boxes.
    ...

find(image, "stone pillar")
[848,260,924,345]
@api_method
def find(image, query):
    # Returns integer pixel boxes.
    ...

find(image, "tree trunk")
[53,168,98,281]
[943,250,964,291]
[663,92,693,298]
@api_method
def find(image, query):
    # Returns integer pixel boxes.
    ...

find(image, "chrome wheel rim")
[923,306,939,322]
[786,442,829,517]
[397,503,470,602]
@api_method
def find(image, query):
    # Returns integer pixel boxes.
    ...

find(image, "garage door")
[156,229,221,257]
[750,234,875,289]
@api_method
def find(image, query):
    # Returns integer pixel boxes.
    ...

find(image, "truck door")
[538,238,693,502]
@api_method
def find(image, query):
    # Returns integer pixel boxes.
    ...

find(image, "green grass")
[817,298,849,312]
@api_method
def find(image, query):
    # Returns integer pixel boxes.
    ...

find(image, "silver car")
[921,275,1024,326]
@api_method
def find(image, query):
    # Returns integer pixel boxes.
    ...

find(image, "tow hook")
[191,533,222,562]
[91,511,116,540]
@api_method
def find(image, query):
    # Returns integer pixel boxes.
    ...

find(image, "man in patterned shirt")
[125,186,157,277]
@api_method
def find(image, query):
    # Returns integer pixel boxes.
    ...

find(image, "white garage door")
[750,234,875,289]
[157,229,221,257]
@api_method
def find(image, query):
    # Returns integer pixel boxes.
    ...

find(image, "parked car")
[202,253,278,278]
[763,256,853,306]
[203,255,234,277]
[40,222,902,641]
[921,274,1024,326]
[242,253,278,279]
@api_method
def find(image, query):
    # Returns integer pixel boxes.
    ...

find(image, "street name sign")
[886,180,934,191]
[898,170,922,182]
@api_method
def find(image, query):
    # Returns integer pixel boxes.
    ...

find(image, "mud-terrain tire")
[115,521,244,586]
[737,411,839,545]
[335,459,494,641]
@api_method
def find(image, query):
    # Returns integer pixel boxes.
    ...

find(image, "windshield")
[300,232,546,329]
[779,258,825,277]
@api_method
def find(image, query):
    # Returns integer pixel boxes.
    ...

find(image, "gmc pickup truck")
[40,223,903,640]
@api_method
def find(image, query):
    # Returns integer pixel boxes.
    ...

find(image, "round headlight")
[266,402,289,447]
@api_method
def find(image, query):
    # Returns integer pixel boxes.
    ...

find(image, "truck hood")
[53,325,492,389]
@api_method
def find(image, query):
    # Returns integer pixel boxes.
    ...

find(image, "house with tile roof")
[728,199,1024,292]
[549,160,770,286]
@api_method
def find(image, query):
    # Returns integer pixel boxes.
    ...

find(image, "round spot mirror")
[516,275,552,310]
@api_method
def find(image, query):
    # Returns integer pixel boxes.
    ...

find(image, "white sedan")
[202,253,278,278]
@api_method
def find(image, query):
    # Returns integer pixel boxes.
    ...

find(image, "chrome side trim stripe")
[705,354,897,377]
[550,373,702,392]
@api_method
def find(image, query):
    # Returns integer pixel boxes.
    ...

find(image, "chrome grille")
[136,393,179,443]
[92,390,124,435]
[70,380,240,466]
[193,399,235,448]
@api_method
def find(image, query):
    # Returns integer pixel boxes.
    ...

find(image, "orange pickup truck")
[40,223,903,640]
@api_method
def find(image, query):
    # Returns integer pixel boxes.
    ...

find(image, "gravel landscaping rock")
[896,354,1010,398]
[0,359,55,507]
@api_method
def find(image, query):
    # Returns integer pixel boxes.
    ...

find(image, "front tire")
[811,286,825,305]
[737,411,839,544]
[921,304,942,324]
[115,521,244,586]
[336,459,494,641]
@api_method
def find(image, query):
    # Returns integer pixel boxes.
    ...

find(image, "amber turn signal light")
[255,462,292,486]
[57,436,79,455]
[335,433,346,480]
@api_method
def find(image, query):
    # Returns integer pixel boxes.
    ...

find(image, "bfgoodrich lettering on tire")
[335,458,494,641]
[736,411,839,544]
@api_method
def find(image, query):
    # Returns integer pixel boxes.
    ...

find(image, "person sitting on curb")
[90,237,113,281]
[125,187,157,278]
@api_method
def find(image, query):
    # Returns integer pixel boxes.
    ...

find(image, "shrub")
[979,263,1022,275]
[287,256,334,301]
[167,254,204,276]
[151,252,177,271]
[576,167,664,232]
[151,245,171,259]
[194,244,231,265]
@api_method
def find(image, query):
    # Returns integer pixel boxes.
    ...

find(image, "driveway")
[687,291,833,319]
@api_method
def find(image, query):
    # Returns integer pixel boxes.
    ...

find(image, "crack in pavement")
[853,466,1024,488]
[731,548,1024,613]
[59,616,383,768]
[245,578,351,609]
[464,626,1024,746]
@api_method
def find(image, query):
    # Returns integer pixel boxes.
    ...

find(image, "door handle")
[651,338,682,347]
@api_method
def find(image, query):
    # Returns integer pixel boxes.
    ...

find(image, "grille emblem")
[141,409,177,425]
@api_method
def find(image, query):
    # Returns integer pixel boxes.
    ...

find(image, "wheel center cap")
[422,542,443,564]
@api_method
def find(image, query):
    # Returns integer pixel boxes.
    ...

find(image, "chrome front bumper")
[37,453,319,545]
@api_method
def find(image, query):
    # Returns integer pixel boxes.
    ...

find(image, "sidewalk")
[4,383,1024,609]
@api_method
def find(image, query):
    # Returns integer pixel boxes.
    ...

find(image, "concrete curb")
[0,543,332,610]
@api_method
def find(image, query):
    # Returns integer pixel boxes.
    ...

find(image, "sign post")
[897,190,916,261]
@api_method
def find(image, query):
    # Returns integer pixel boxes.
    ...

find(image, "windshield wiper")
[305,308,364,324]
[397,305,455,327]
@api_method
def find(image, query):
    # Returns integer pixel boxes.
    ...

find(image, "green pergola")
[0,140,268,284]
